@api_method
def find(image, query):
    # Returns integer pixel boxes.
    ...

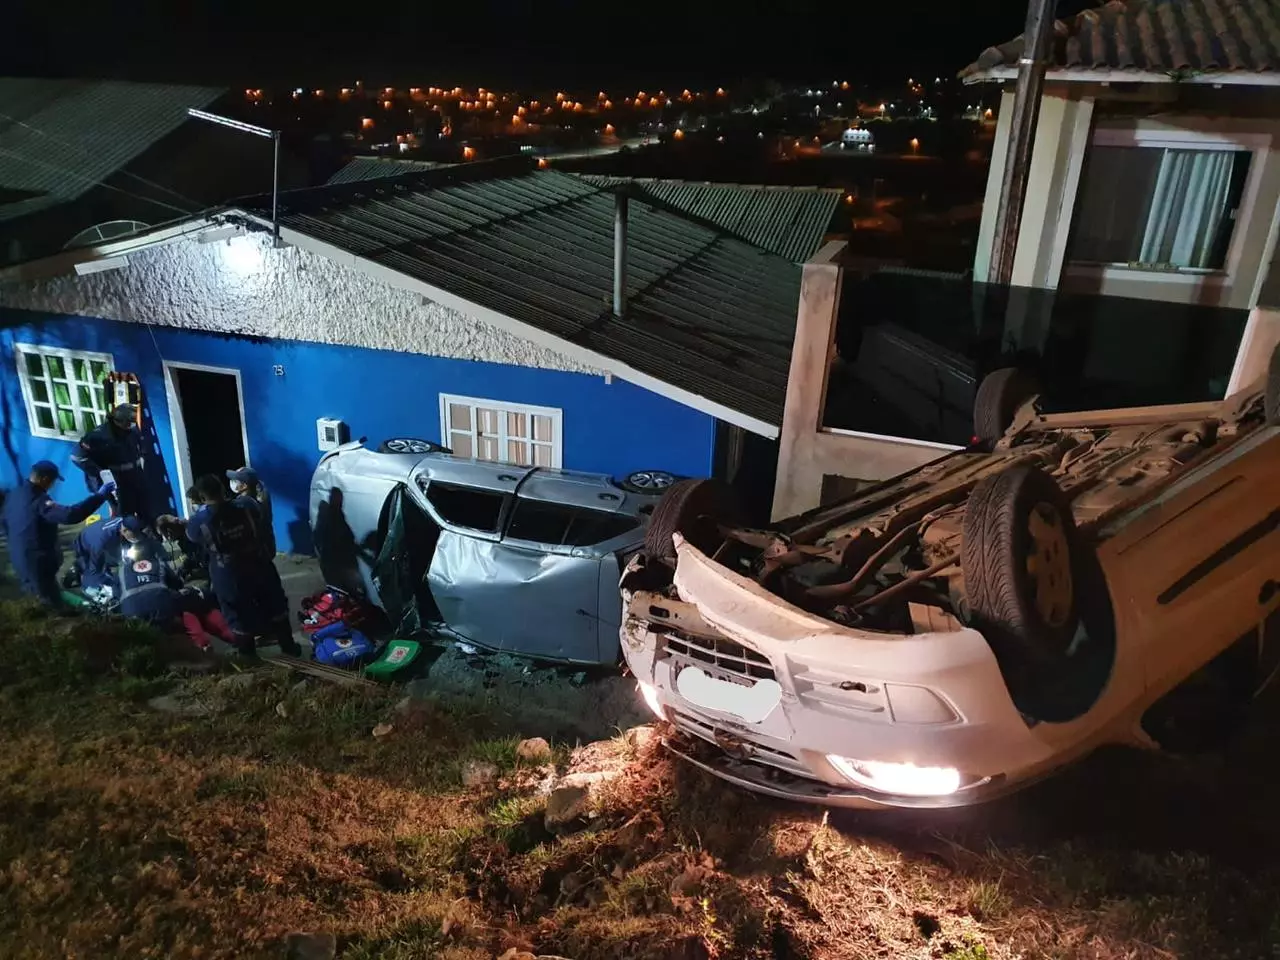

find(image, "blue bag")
[311,621,376,666]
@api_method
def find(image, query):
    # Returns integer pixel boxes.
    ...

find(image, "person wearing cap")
[1,461,115,605]
[70,513,142,595]
[227,466,275,557]
[186,473,299,658]
[73,403,147,521]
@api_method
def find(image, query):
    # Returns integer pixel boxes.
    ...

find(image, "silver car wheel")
[385,438,434,454]
[626,470,676,491]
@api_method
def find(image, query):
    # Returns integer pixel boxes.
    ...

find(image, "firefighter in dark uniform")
[115,522,185,623]
[71,514,142,593]
[1,461,114,605]
[185,474,299,658]
[227,467,275,557]
[73,403,148,521]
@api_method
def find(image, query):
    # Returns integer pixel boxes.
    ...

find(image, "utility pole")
[188,109,282,245]
[986,0,1057,285]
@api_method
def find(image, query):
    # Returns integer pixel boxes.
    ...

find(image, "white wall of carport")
[0,232,601,374]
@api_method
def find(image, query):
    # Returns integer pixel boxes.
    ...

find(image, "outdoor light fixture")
[187,108,282,244]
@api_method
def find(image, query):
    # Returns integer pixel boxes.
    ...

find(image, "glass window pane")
[24,353,44,378]
[507,411,528,439]
[46,357,65,378]
[92,386,106,412]
[82,411,97,433]
[449,403,472,430]
[478,437,499,461]
[450,432,474,458]
[564,510,640,547]
[53,383,71,405]
[506,439,530,465]
[72,359,89,383]
[507,499,573,544]
[90,360,108,382]
[76,386,92,409]
[533,415,553,442]
[56,408,76,432]
[31,380,49,403]
[34,405,55,429]
[533,443,553,467]
[424,482,504,532]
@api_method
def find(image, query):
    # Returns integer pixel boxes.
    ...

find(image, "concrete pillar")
[773,243,843,520]
[972,90,1015,283]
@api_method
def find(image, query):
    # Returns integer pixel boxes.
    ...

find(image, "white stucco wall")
[0,231,599,374]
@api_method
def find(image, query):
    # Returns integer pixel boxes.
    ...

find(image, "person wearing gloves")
[70,513,142,596]
[226,466,275,557]
[1,461,114,605]
[73,403,147,520]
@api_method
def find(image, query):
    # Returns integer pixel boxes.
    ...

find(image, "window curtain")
[1139,149,1234,269]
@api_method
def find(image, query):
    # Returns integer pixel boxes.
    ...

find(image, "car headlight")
[637,680,666,721]
[826,755,971,797]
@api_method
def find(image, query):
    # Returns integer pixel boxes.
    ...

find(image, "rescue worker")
[73,403,148,521]
[1,461,115,605]
[226,466,275,557]
[115,522,236,649]
[71,513,142,595]
[186,474,299,658]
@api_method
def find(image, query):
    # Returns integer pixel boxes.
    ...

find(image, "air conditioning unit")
[316,417,349,451]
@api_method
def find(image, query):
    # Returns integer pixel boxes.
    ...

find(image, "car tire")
[644,478,737,561]
[377,437,450,455]
[962,464,1085,665]
[619,469,677,494]
[1265,340,1280,425]
[973,368,1040,444]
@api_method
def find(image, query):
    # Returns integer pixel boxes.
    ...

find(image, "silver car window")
[423,481,506,534]
[506,498,639,548]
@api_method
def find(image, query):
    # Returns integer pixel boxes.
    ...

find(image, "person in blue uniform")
[1,461,114,605]
[186,474,299,658]
[73,403,148,521]
[70,514,142,594]
[227,467,276,557]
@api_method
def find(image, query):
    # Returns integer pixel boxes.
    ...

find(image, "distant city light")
[673,128,685,140]
[910,137,920,150]
[361,117,374,129]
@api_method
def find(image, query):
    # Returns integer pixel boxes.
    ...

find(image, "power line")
[0,110,208,212]
[0,147,197,218]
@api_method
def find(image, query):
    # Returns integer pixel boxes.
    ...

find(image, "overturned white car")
[621,357,1280,808]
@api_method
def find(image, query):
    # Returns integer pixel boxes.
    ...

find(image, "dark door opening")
[172,366,248,490]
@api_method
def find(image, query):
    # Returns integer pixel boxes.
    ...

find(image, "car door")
[1104,425,1280,697]
[494,496,606,662]
[415,480,513,650]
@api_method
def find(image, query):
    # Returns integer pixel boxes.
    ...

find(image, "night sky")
[6,0,1099,87]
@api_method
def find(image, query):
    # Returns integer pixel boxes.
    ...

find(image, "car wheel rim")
[1026,502,1073,629]
[630,471,674,490]
[387,439,429,454]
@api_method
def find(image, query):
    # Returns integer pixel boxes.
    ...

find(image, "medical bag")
[310,621,376,667]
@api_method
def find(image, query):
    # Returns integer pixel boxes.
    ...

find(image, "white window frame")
[438,393,563,469]
[13,343,115,441]
[1063,124,1273,290]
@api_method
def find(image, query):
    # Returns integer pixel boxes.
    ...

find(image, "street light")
[187,108,282,244]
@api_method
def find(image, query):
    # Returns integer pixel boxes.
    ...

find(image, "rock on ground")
[285,932,336,960]
[544,784,591,828]
[515,737,552,762]
[462,759,500,787]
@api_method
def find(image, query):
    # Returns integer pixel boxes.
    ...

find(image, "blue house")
[0,166,819,553]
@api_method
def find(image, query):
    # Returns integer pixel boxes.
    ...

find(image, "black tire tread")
[962,464,1081,664]
[643,478,735,560]
[973,368,1040,443]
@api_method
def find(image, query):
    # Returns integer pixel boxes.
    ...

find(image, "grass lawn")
[2,599,1279,959]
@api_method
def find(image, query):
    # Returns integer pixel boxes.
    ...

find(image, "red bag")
[297,588,375,635]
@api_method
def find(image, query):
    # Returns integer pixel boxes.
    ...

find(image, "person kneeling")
[116,524,236,651]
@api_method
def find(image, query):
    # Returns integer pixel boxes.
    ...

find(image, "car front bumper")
[621,537,1069,810]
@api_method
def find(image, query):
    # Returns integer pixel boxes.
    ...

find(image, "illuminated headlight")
[637,680,666,721]
[826,756,971,797]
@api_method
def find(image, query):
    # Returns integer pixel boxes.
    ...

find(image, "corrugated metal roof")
[0,78,223,223]
[326,156,451,185]
[576,175,841,262]
[961,0,1280,80]
[247,168,801,428]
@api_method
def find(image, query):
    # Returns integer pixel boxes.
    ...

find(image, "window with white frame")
[15,344,113,440]
[439,394,562,468]
[1068,139,1252,272]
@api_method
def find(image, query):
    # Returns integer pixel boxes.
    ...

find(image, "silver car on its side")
[309,437,673,665]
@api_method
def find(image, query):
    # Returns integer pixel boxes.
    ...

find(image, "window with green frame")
[15,345,114,440]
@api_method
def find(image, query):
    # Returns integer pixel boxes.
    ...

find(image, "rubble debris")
[462,759,500,787]
[544,784,591,828]
[216,672,258,693]
[372,722,394,738]
[515,737,552,763]
[275,702,289,719]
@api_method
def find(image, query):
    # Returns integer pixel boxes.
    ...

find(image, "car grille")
[670,709,809,776]
[664,632,776,681]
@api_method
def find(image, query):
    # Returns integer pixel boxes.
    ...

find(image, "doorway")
[163,362,249,515]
